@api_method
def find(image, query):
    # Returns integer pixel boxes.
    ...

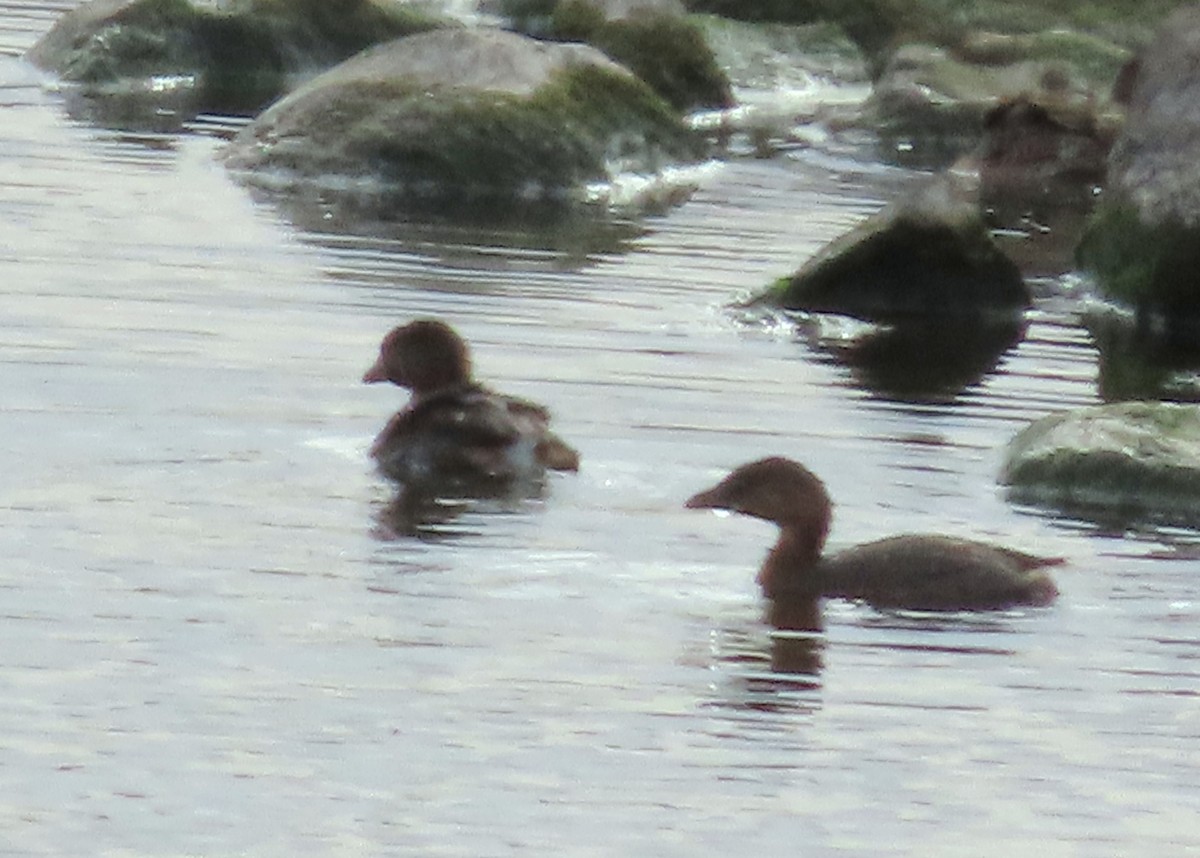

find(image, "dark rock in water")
[499,0,732,111]
[222,28,704,212]
[25,0,445,117]
[1077,6,1200,329]
[750,173,1028,320]
[1001,401,1200,527]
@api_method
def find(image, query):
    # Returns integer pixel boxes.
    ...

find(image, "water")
[2,5,1198,855]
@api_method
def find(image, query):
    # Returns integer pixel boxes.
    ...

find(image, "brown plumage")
[363,319,579,490]
[687,457,1061,611]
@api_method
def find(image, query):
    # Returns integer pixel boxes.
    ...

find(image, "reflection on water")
[4,5,1200,855]
[371,484,552,541]
[792,313,1027,403]
[246,181,654,263]
[1088,305,1200,403]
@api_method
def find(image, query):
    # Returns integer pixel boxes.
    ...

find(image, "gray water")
[2,5,1198,856]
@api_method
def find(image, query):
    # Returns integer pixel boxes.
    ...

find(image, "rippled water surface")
[3,5,1198,855]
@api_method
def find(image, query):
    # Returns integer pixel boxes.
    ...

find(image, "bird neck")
[757,519,827,598]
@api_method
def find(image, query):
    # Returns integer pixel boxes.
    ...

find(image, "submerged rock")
[750,173,1027,320]
[1001,401,1200,526]
[26,0,445,116]
[222,28,704,211]
[1077,5,1200,331]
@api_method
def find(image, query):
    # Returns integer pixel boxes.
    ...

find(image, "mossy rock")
[749,173,1028,320]
[682,0,905,73]
[868,31,1127,168]
[955,28,1131,83]
[1076,6,1200,323]
[685,0,1174,55]
[500,0,731,111]
[26,0,445,114]
[582,11,733,111]
[1077,199,1200,315]
[223,28,704,210]
[1001,401,1200,526]
[693,14,867,88]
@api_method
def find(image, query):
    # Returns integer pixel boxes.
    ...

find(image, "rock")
[1077,5,1200,328]
[498,0,731,111]
[695,14,867,89]
[749,173,1028,320]
[869,31,1128,168]
[25,0,444,116]
[498,0,685,34]
[222,28,704,210]
[682,0,903,75]
[1001,401,1200,526]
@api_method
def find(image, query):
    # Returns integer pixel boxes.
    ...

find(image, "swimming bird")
[363,319,579,491]
[686,457,1060,611]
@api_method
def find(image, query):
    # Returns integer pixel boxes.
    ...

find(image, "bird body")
[688,457,1060,611]
[364,320,578,491]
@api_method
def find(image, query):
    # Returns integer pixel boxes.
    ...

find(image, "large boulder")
[1077,5,1200,330]
[25,0,445,116]
[1001,401,1200,526]
[222,28,704,210]
[748,173,1028,320]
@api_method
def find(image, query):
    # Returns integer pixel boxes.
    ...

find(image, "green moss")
[497,2,733,110]
[583,13,731,110]
[684,0,827,24]
[60,0,205,83]
[247,0,444,65]
[753,195,1028,318]
[1001,402,1200,523]
[1077,199,1200,311]
[37,0,446,112]
[347,90,602,192]
[252,63,702,199]
[1019,29,1130,82]
[549,0,605,41]
[496,0,559,35]
[687,0,1181,76]
[115,0,196,29]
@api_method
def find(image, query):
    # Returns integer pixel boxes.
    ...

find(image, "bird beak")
[362,357,387,384]
[685,486,722,510]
